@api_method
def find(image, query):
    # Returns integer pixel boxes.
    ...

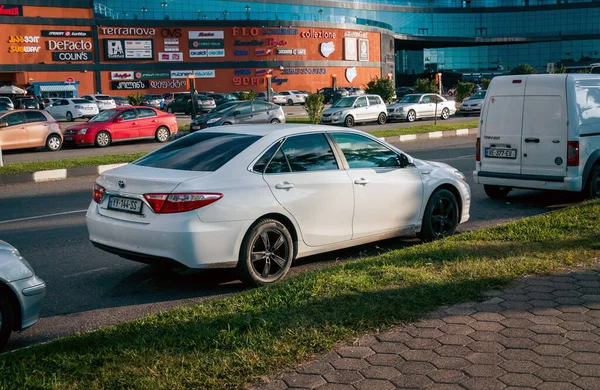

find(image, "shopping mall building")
[1,0,599,97]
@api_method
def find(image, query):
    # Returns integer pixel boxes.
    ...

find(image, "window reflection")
[331,133,402,169]
[267,134,339,173]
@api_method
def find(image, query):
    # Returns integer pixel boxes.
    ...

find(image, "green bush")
[304,93,325,124]
[127,92,144,106]
[414,78,438,93]
[481,78,491,90]
[456,81,474,103]
[238,89,257,101]
[510,63,537,75]
[364,76,396,104]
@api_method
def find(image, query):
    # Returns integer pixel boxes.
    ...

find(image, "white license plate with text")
[107,196,143,214]
[485,148,517,159]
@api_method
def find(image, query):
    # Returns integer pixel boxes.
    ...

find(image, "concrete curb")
[1,128,477,186]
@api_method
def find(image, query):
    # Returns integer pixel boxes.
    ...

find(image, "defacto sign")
[52,52,92,61]
[0,5,23,16]
[188,31,224,39]
[42,30,92,38]
[111,80,149,90]
[47,40,93,51]
[101,27,155,36]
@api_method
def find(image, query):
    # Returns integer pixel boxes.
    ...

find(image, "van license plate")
[107,196,143,214]
[485,148,517,159]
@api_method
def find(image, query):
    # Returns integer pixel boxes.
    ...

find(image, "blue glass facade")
[93,0,600,75]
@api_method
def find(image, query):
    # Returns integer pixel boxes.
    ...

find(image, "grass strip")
[370,121,479,138]
[0,201,599,389]
[0,153,147,175]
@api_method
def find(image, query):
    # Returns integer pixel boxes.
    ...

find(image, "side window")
[367,96,380,106]
[331,133,403,169]
[236,103,253,115]
[254,141,283,173]
[53,100,63,106]
[137,108,157,118]
[83,96,92,101]
[265,148,291,174]
[117,110,137,121]
[422,96,432,103]
[25,111,48,123]
[2,113,25,127]
[279,133,339,172]
[253,102,272,111]
[356,97,368,107]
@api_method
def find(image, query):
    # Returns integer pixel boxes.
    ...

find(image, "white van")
[474,74,600,199]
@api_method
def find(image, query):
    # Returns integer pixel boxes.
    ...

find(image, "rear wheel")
[586,165,600,199]
[155,126,170,143]
[418,189,459,242]
[45,134,62,152]
[270,118,281,124]
[344,115,355,127]
[66,111,73,122]
[95,131,111,148]
[484,185,511,199]
[406,109,416,122]
[377,112,387,125]
[287,99,294,106]
[238,219,294,286]
[0,293,13,351]
[441,108,450,120]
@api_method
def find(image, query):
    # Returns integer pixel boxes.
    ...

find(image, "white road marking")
[63,267,109,278]
[0,210,87,225]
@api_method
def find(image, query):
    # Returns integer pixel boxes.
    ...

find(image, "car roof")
[195,124,376,139]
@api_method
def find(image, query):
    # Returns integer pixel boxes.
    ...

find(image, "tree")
[127,92,144,106]
[304,93,325,124]
[364,76,395,104]
[510,63,537,75]
[555,64,568,74]
[414,77,438,93]
[238,89,256,101]
[481,78,491,90]
[455,82,474,103]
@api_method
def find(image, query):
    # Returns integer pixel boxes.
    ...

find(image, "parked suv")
[321,94,387,127]
[0,110,62,151]
[81,94,117,111]
[166,93,216,114]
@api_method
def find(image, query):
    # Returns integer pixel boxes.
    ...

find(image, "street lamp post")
[245,5,250,20]
[140,7,147,19]
[222,10,229,20]
[318,8,323,21]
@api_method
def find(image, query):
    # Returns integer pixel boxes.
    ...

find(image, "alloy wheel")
[430,196,457,238]
[250,228,290,281]
[96,132,110,147]
[156,127,169,142]
[47,135,61,151]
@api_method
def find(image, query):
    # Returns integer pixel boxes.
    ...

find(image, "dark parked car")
[189,100,285,131]
[0,102,13,112]
[13,97,39,109]
[207,93,239,106]
[395,87,416,98]
[166,93,216,114]
[331,88,350,104]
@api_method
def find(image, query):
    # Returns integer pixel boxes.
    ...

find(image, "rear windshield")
[133,132,261,172]
[95,95,113,101]
[72,99,90,104]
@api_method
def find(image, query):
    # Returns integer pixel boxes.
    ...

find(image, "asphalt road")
[2,112,477,164]
[1,134,582,352]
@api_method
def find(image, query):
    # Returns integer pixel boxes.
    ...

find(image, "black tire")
[270,118,281,124]
[406,109,416,122]
[94,131,111,148]
[237,219,294,286]
[222,122,232,126]
[66,111,73,122]
[287,99,294,106]
[441,108,450,120]
[418,189,459,242]
[155,126,170,143]
[377,112,387,125]
[484,185,511,199]
[45,134,62,152]
[0,293,13,351]
[167,106,173,114]
[585,165,600,199]
[344,115,355,127]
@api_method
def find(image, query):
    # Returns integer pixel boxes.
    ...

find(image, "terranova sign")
[135,71,171,79]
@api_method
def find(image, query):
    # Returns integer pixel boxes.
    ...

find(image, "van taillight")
[567,141,579,166]
[476,137,481,162]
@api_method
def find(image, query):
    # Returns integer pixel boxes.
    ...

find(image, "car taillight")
[567,141,579,166]
[93,183,106,203]
[296,95,301,98]
[143,193,223,214]
[74,105,83,109]
[476,137,481,162]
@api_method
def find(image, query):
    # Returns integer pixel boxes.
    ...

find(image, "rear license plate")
[107,196,143,214]
[485,148,517,159]
[64,136,73,141]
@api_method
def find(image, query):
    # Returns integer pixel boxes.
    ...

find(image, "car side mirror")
[0,122,8,128]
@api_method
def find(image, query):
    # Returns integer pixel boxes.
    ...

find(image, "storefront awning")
[39,85,76,92]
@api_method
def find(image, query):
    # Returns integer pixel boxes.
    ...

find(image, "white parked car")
[388,93,456,122]
[81,94,117,111]
[86,125,470,286]
[459,90,487,116]
[255,92,287,105]
[279,91,306,106]
[321,95,388,127]
[45,98,99,122]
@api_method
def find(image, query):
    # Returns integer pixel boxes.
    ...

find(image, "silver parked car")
[321,94,387,127]
[387,93,456,122]
[189,100,285,131]
[0,240,46,350]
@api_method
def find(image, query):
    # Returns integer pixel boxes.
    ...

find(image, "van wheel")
[0,293,13,351]
[377,113,387,125]
[441,108,450,120]
[95,131,111,148]
[66,112,73,122]
[406,110,416,122]
[484,185,511,199]
[344,115,355,127]
[418,189,459,242]
[586,165,600,199]
[270,118,281,124]
[45,134,62,152]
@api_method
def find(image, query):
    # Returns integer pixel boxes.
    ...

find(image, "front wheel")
[0,294,13,351]
[237,219,294,286]
[344,115,355,127]
[270,118,281,124]
[585,165,600,199]
[441,108,450,120]
[484,185,511,199]
[95,131,111,148]
[377,112,387,125]
[406,109,416,122]
[155,126,170,143]
[45,134,62,152]
[418,189,459,242]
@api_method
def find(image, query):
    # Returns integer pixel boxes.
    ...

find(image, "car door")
[111,109,139,140]
[367,96,382,121]
[251,101,272,123]
[48,99,66,119]
[136,107,158,137]
[419,95,435,117]
[0,112,27,150]
[24,111,51,147]
[329,132,424,238]
[354,96,369,121]
[231,102,255,124]
[261,133,354,247]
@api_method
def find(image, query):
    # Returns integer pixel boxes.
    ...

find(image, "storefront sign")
[267,38,287,46]
[320,42,335,58]
[234,50,248,56]
[160,28,182,38]
[344,37,357,61]
[42,30,92,38]
[111,80,149,90]
[65,77,75,83]
[105,39,154,60]
[301,30,336,39]
[281,68,327,75]
[272,76,288,86]
[234,40,263,46]
[8,36,40,43]
[188,31,224,39]
[135,71,171,79]
[255,48,271,56]
[52,52,92,61]
[263,28,298,35]
[101,27,155,36]
[232,76,265,86]
[232,27,260,37]
[256,69,271,76]
[207,49,225,57]
[171,70,193,78]
[189,50,207,58]
[164,38,179,45]
[276,48,306,55]
[164,46,179,52]
[159,52,183,62]
[111,72,134,80]
[358,39,369,61]
[344,31,368,39]
[193,70,215,78]
[0,5,22,16]
[148,79,187,89]
[48,40,92,51]
[234,70,251,75]
[8,46,40,53]
[170,70,215,78]
[189,39,224,49]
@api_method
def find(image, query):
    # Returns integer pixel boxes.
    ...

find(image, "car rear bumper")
[86,202,250,269]
[473,171,582,192]
[9,275,46,331]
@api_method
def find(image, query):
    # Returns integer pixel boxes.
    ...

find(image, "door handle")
[354,178,369,185]
[151,119,158,123]
[275,182,295,190]
[524,138,540,143]
[133,122,138,125]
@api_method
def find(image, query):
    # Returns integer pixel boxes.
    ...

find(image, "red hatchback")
[63,106,178,147]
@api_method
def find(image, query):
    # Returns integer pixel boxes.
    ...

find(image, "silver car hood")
[0,240,34,282]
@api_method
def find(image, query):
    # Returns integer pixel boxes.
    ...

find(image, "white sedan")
[87,125,470,286]
[45,98,99,122]
[388,93,456,122]
[279,90,307,105]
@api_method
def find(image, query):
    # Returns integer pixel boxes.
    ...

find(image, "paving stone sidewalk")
[256,264,600,390]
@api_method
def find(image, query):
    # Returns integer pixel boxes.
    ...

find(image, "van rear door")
[480,77,525,175]
[520,76,567,178]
